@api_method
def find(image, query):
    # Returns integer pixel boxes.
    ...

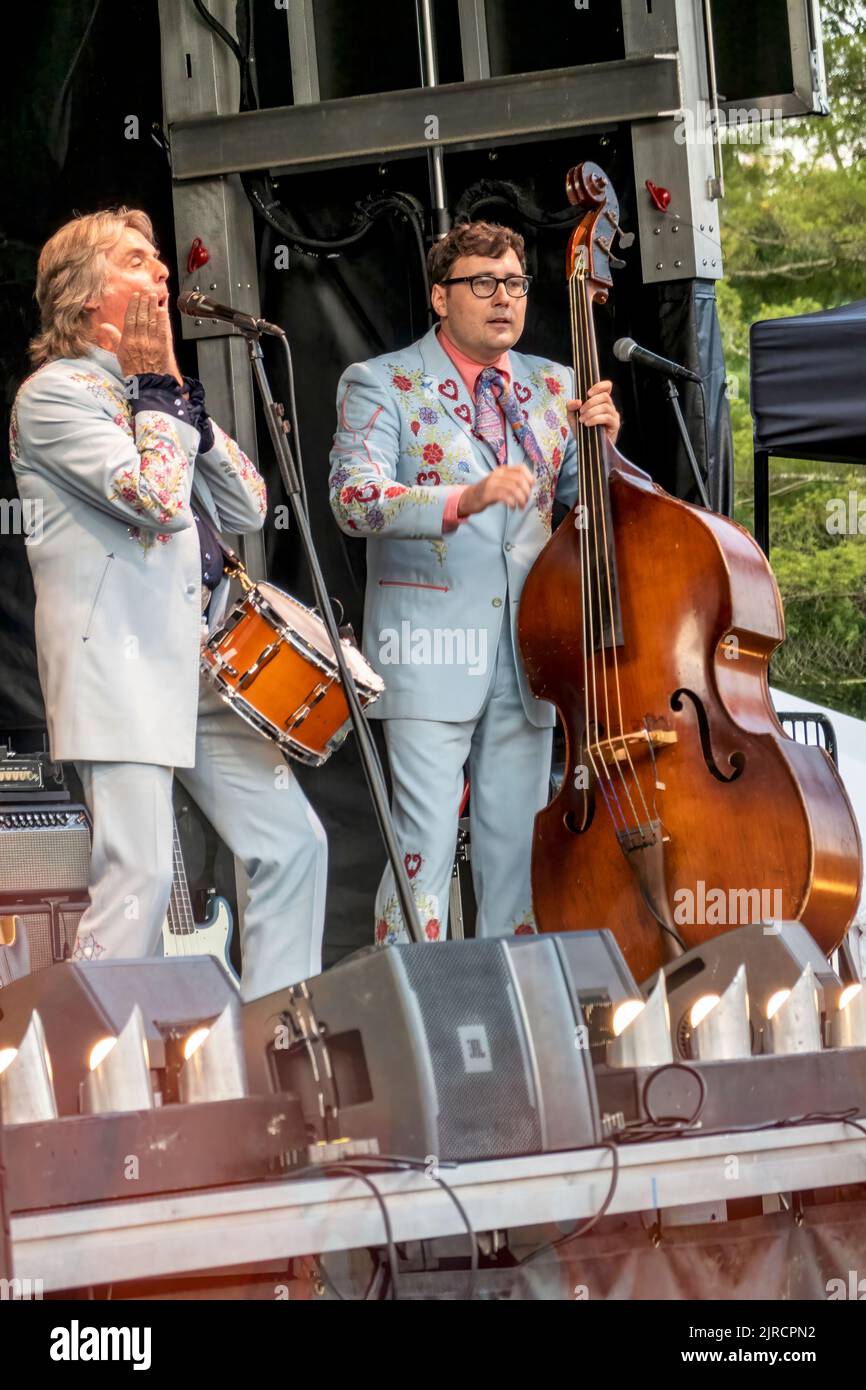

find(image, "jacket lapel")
[418,327,499,470]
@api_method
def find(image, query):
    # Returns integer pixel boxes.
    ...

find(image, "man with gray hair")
[10,208,327,998]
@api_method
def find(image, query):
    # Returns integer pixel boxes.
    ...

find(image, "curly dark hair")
[427,220,526,286]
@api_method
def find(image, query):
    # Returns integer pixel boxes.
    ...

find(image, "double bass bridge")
[587,728,677,768]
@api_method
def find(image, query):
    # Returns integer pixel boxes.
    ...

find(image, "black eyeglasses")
[439,274,532,299]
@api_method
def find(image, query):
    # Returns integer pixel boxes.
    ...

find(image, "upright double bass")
[517,162,862,983]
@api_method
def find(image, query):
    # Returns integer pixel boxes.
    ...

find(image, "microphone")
[177,291,285,338]
[613,337,701,384]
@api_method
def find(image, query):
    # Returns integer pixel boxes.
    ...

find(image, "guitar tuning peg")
[609,254,627,270]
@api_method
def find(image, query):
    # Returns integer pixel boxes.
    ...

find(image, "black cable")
[192,0,255,109]
[454,179,583,231]
[641,1060,708,1129]
[618,1102,866,1146]
[429,1173,479,1299]
[318,1249,384,1302]
[287,1153,478,1297]
[696,377,719,512]
[276,333,309,520]
[518,1143,620,1265]
[291,1162,400,1299]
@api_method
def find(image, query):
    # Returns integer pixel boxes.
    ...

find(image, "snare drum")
[200,582,384,766]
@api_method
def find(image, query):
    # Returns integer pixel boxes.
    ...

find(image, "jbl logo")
[457,1024,492,1073]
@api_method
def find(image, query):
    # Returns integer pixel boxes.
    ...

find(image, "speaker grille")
[0,812,90,894]
[21,910,85,972]
[399,942,541,1160]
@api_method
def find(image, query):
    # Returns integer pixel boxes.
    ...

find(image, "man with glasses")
[329,221,619,944]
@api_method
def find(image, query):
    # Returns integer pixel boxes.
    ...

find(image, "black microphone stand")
[238,331,424,944]
[662,377,711,510]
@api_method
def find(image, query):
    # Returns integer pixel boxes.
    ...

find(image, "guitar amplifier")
[0,804,91,972]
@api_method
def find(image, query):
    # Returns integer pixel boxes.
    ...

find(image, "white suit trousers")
[374,620,553,944]
[74,679,328,1000]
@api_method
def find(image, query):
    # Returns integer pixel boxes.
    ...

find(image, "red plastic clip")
[645,180,671,213]
[186,237,210,274]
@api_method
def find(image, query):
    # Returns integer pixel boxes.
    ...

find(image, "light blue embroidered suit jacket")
[10,346,267,766]
[329,326,579,727]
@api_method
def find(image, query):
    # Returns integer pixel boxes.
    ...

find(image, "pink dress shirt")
[437,329,512,533]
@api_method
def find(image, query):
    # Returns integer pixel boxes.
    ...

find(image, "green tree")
[717,0,866,717]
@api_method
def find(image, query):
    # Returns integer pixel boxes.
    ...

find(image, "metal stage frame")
[11,1121,865,1293]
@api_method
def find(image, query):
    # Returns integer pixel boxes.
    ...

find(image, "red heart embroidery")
[410,420,421,435]
[455,403,472,423]
[438,378,459,401]
[514,382,532,404]
[404,852,422,879]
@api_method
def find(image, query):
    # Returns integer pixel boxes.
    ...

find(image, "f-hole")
[671,688,746,783]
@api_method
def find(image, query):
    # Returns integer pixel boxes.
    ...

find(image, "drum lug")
[238,642,281,690]
[284,680,333,732]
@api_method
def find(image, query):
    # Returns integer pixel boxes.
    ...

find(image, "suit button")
[186,583,197,596]
[492,597,502,608]
[504,542,513,552]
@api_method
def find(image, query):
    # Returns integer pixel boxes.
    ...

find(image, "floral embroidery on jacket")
[108,411,190,545]
[330,374,443,540]
[209,423,267,517]
[69,371,134,435]
[525,364,572,532]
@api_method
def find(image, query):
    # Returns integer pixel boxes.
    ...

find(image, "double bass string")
[575,270,643,833]
[576,268,639,827]
[575,265,653,837]
[569,263,625,834]
[568,267,613,826]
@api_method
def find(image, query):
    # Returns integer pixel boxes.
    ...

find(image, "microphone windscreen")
[613,337,636,363]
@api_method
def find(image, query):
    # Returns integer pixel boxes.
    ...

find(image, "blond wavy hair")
[29,207,155,366]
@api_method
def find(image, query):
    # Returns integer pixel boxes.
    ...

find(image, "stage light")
[81,1005,154,1114]
[765,964,822,1054]
[88,1037,117,1071]
[830,981,866,1049]
[766,989,790,1019]
[183,1026,210,1061]
[690,965,751,1061]
[612,999,645,1037]
[690,994,721,1029]
[178,1004,248,1105]
[608,976,673,1067]
[0,1011,57,1123]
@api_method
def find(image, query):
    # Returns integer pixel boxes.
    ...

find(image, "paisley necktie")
[474,366,545,471]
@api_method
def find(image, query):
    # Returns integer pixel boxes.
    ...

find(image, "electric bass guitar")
[161,816,238,984]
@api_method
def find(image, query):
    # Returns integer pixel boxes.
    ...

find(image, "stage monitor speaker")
[243,934,618,1163]
[512,928,641,1065]
[0,804,91,969]
[0,958,239,1115]
[645,922,842,1059]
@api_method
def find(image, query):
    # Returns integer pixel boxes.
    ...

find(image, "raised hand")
[97,292,182,383]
